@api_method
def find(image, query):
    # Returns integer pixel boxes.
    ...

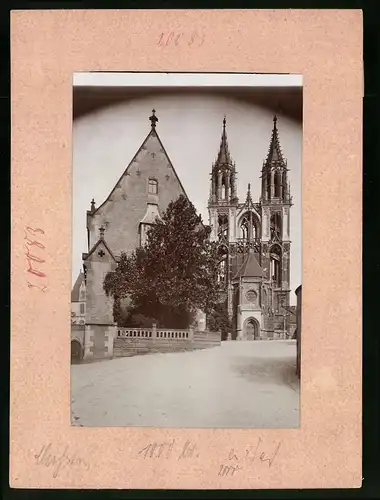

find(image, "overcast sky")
[72,92,302,304]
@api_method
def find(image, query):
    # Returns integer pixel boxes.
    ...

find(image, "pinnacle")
[264,115,285,166]
[216,116,233,166]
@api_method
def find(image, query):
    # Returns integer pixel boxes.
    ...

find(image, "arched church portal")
[244,317,260,340]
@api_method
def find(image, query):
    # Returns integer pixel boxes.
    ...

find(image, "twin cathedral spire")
[209,114,290,211]
[261,115,291,204]
[209,116,238,205]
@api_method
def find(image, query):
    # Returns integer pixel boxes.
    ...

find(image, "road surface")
[71,340,299,428]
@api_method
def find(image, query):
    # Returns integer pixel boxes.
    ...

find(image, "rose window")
[246,289,257,302]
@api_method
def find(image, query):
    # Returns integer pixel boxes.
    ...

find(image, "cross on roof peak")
[149,109,158,128]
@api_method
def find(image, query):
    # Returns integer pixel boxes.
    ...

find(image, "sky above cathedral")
[72,90,302,304]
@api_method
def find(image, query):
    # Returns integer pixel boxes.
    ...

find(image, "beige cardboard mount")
[10,9,362,489]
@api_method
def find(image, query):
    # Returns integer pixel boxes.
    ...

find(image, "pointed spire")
[149,109,158,128]
[264,114,285,166]
[216,115,233,166]
[245,183,253,206]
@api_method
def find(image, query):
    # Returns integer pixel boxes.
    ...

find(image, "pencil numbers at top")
[157,32,205,47]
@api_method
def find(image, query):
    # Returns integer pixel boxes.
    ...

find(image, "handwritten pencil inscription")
[34,442,90,478]
[137,437,281,477]
[138,439,199,460]
[157,31,205,47]
[218,438,282,477]
[25,225,47,292]
[218,464,242,476]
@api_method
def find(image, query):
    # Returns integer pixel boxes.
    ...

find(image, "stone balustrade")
[117,324,191,340]
[113,324,220,358]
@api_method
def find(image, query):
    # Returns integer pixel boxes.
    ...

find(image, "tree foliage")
[207,299,232,340]
[104,195,222,328]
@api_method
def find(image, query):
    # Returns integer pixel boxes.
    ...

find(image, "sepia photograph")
[70,72,302,429]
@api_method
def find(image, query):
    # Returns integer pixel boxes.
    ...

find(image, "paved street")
[71,340,299,428]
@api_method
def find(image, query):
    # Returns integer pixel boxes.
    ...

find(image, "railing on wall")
[114,325,222,358]
[117,324,191,340]
[118,328,153,338]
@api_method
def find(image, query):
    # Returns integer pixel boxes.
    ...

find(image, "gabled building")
[80,110,190,359]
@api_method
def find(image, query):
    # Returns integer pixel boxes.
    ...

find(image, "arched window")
[239,212,258,241]
[267,172,272,199]
[217,246,228,286]
[148,178,158,194]
[270,213,282,241]
[270,245,282,286]
[221,174,227,200]
[275,171,281,197]
[240,216,249,240]
[218,214,229,240]
[282,171,287,197]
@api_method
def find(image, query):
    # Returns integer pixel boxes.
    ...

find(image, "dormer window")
[148,178,158,195]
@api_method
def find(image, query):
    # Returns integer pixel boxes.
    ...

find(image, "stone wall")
[84,324,117,360]
[114,328,221,358]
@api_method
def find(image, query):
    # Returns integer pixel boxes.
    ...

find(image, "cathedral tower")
[260,115,292,323]
[208,117,239,294]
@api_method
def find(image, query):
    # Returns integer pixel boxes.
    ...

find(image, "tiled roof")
[84,237,116,262]
[234,250,263,278]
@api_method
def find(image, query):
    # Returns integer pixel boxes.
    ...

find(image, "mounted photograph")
[70,72,302,428]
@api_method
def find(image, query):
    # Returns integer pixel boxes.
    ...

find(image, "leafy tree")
[104,195,221,329]
[207,299,232,340]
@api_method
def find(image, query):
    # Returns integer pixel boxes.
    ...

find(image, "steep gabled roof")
[71,271,84,302]
[234,249,263,279]
[90,110,190,216]
[215,116,234,167]
[84,235,117,262]
[264,115,286,167]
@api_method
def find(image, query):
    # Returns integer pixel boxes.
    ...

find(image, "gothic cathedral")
[208,116,292,340]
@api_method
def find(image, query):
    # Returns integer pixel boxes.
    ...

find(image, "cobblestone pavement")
[71,340,299,428]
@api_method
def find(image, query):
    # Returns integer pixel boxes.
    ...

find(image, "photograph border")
[10,9,362,489]
[70,70,303,429]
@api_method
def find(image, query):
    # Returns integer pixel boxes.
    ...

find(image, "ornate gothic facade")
[208,116,292,340]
